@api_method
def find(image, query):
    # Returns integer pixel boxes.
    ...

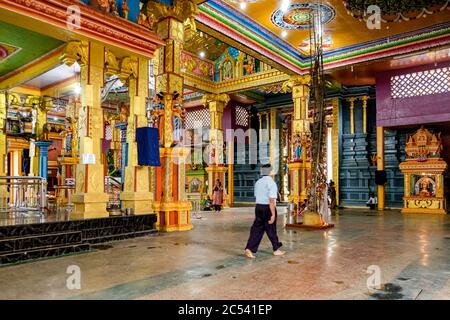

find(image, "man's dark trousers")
[245,204,282,253]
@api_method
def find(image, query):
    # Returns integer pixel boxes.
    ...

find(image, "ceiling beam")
[0,46,64,90]
[183,69,290,94]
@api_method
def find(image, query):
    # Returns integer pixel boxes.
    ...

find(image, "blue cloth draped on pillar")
[136,127,160,166]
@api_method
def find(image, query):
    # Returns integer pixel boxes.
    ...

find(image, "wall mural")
[270,2,336,30]
[214,47,265,81]
[0,43,20,63]
[181,52,214,80]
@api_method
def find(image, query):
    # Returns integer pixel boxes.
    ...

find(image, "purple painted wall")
[376,62,450,128]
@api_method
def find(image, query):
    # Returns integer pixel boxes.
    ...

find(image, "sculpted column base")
[120,191,154,215]
[71,193,109,219]
[153,201,192,232]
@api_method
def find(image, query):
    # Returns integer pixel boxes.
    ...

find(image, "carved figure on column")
[145,0,199,30]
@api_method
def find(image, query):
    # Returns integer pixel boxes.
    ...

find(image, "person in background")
[328,180,337,210]
[244,164,285,259]
[367,192,377,210]
[202,195,213,211]
[212,179,224,212]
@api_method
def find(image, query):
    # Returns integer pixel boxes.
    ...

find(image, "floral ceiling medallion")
[271,2,336,30]
[343,0,450,23]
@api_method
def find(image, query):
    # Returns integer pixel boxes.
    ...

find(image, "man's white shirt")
[254,176,278,204]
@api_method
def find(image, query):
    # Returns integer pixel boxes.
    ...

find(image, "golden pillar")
[258,112,263,142]
[265,112,270,141]
[348,97,355,134]
[119,56,154,214]
[331,97,340,206]
[203,93,229,205]
[284,75,311,205]
[150,1,197,231]
[24,96,49,176]
[61,41,109,219]
[0,92,7,175]
[361,96,369,134]
[269,109,278,170]
[376,126,385,211]
[227,141,234,207]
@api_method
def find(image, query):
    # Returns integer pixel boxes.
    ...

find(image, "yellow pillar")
[258,112,262,142]
[285,75,311,205]
[332,97,340,206]
[348,97,355,134]
[120,56,154,214]
[203,93,229,204]
[361,96,368,134]
[269,109,278,171]
[61,41,109,219]
[228,141,234,207]
[0,92,6,175]
[377,126,385,211]
[28,97,49,176]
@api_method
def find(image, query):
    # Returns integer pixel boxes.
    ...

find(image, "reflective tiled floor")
[0,207,449,300]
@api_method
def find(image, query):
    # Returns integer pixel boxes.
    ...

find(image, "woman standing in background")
[212,179,224,212]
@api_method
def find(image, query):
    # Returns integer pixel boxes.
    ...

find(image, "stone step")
[0,231,82,254]
[0,243,90,266]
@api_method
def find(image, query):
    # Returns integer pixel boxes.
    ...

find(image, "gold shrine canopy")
[400,127,448,214]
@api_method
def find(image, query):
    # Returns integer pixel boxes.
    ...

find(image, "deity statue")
[292,133,302,162]
[122,0,129,19]
[108,0,119,16]
[243,56,255,75]
[119,102,129,123]
[419,179,432,197]
[60,117,74,156]
[91,0,109,13]
[222,60,233,81]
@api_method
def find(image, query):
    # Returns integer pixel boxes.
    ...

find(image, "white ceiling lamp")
[281,30,288,38]
[239,1,247,10]
[280,0,290,12]
[199,51,206,58]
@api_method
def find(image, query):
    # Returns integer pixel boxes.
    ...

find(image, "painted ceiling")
[224,0,450,52]
[0,21,64,78]
[196,0,450,73]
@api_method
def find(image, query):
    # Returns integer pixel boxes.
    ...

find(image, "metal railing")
[0,176,47,213]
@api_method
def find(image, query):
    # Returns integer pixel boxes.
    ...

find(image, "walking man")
[244,164,285,258]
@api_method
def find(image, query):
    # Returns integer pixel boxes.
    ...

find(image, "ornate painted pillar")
[119,56,154,214]
[361,96,369,134]
[202,93,230,203]
[348,97,355,135]
[377,126,385,211]
[332,97,340,206]
[150,1,197,232]
[284,76,311,206]
[24,96,49,176]
[61,41,109,219]
[269,109,278,175]
[0,93,6,207]
[0,93,6,176]
[258,112,262,142]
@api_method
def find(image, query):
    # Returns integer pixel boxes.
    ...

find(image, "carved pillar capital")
[60,41,89,67]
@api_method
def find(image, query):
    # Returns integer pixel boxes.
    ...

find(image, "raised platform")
[0,213,157,266]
